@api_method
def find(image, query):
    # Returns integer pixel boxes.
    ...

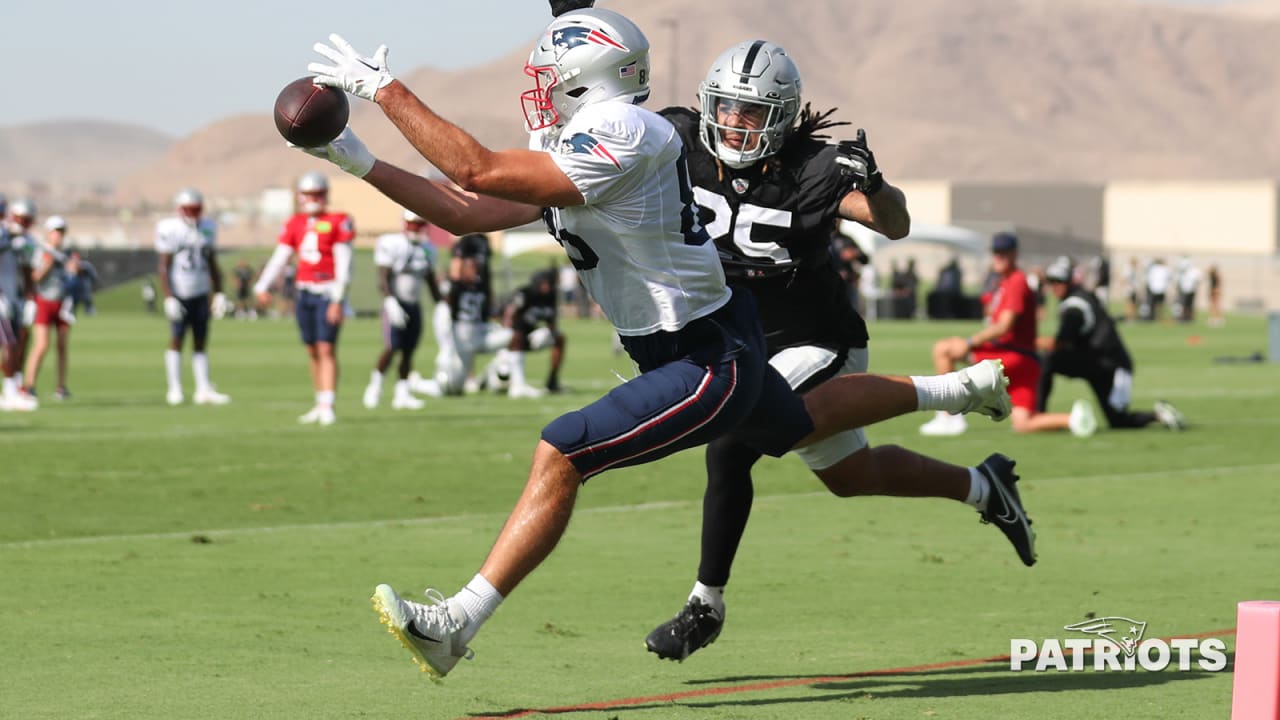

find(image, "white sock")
[910,373,965,413]
[510,351,528,387]
[454,574,504,646]
[2,376,16,398]
[393,379,411,399]
[192,352,212,392]
[164,350,182,392]
[966,467,990,511]
[316,390,335,408]
[368,369,383,387]
[690,581,726,616]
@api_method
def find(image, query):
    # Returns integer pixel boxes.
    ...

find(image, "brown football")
[273,77,350,148]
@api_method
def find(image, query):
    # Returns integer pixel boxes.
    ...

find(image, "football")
[273,77,349,148]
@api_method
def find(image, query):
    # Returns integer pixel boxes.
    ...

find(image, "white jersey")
[155,216,217,299]
[373,232,434,305]
[31,242,68,301]
[535,102,730,336]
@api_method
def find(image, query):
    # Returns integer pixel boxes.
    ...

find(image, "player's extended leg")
[644,436,759,661]
[370,293,779,678]
[799,360,1010,448]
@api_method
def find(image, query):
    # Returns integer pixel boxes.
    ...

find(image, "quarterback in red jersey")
[255,172,354,425]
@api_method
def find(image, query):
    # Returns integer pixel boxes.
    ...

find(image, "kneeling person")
[487,269,566,397]
[1037,256,1185,434]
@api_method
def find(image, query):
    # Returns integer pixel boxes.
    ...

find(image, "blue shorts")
[383,301,423,352]
[542,289,813,480]
[170,295,210,342]
[296,290,341,345]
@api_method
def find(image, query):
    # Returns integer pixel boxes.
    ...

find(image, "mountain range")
[4,0,1280,207]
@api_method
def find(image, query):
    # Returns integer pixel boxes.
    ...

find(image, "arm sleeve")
[253,245,294,294]
[331,242,354,302]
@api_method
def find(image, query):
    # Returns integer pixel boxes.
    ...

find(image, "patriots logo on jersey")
[562,132,621,168]
[552,26,627,61]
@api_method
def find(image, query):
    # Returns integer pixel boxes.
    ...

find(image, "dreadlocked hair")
[792,104,850,142]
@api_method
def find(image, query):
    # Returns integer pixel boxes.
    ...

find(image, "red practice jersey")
[978,269,1037,353]
[276,212,355,285]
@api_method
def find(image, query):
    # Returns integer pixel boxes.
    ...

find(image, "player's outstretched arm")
[309,35,584,209]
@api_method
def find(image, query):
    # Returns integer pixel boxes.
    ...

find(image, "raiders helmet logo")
[731,177,750,194]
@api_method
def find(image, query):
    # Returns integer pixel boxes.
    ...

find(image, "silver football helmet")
[6,198,36,235]
[521,8,651,133]
[698,40,803,168]
[174,187,203,224]
[296,172,329,215]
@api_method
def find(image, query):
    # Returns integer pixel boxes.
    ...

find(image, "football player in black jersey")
[486,269,567,398]
[645,39,1034,662]
[1038,256,1185,433]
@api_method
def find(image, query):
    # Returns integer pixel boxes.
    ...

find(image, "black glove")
[835,129,884,195]
[549,0,595,16]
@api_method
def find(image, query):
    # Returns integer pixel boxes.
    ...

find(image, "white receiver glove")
[164,296,185,322]
[211,292,231,319]
[293,126,376,178]
[22,299,36,327]
[383,296,408,328]
[309,34,394,102]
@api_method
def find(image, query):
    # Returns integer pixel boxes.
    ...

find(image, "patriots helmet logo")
[1063,617,1148,658]
[561,132,621,168]
[552,25,628,61]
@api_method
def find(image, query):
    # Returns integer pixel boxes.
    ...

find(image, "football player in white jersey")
[155,188,231,406]
[296,8,1016,677]
[362,209,442,410]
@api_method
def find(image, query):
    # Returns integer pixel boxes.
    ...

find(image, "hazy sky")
[0,0,1253,137]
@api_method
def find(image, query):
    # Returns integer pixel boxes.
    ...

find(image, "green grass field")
[3,290,1276,719]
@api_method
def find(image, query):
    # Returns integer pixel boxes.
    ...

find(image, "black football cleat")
[645,598,724,661]
[978,453,1037,567]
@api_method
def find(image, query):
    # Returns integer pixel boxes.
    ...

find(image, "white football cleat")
[1068,399,1098,438]
[920,412,967,437]
[166,388,184,406]
[391,393,425,410]
[1153,400,1186,431]
[956,359,1012,420]
[194,388,231,405]
[6,391,38,412]
[362,383,381,409]
[407,371,442,397]
[508,383,545,399]
[317,407,337,426]
[371,584,473,679]
[298,406,324,424]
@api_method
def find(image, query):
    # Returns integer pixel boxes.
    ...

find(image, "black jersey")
[660,107,868,353]
[452,234,493,293]
[1055,286,1132,371]
[508,284,557,332]
[448,278,490,323]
